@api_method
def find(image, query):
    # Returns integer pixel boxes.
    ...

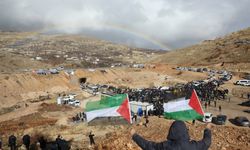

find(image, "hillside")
[97,117,250,150]
[0,32,163,73]
[0,51,51,73]
[154,28,250,67]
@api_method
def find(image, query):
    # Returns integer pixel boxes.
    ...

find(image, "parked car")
[68,99,76,105]
[69,99,80,106]
[202,68,208,72]
[220,74,232,81]
[203,113,213,123]
[243,74,250,80]
[243,110,250,113]
[212,115,227,125]
[197,68,203,72]
[235,80,250,86]
[234,116,250,127]
[49,68,59,74]
[74,100,80,106]
[57,66,64,71]
[240,100,250,107]
[36,69,47,75]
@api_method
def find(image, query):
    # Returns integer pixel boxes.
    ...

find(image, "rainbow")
[40,23,171,50]
[103,23,171,50]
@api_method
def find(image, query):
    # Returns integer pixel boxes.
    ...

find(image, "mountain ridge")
[154,27,250,66]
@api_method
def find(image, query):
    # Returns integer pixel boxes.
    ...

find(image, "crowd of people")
[0,134,71,150]
[72,112,86,122]
[98,79,228,116]
[184,80,229,101]
[81,77,229,118]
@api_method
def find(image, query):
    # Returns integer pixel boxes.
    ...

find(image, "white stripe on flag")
[86,106,120,122]
[164,98,192,113]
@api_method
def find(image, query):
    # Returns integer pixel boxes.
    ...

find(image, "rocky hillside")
[154,28,250,66]
[97,117,250,150]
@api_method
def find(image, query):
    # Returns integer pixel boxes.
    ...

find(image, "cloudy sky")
[0,0,250,50]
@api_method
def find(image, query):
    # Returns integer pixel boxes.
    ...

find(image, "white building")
[129,101,154,114]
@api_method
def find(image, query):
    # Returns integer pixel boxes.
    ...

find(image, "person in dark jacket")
[0,137,2,150]
[22,134,31,150]
[56,135,71,150]
[89,131,95,146]
[8,135,17,150]
[131,120,211,150]
[38,136,47,150]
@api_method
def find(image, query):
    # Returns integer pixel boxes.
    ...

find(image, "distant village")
[1,35,161,69]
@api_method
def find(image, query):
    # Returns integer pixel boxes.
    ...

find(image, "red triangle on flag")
[188,90,204,115]
[116,97,131,123]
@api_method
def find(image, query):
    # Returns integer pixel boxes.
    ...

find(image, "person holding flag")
[131,89,212,150]
[131,121,212,150]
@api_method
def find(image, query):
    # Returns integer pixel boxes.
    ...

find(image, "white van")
[235,80,250,86]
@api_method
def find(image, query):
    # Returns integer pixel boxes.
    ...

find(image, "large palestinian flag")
[164,90,204,121]
[85,94,132,123]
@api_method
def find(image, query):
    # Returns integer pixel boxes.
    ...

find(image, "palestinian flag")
[86,94,132,123]
[164,90,204,121]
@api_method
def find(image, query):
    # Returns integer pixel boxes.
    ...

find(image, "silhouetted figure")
[9,135,16,150]
[205,102,207,109]
[56,135,62,149]
[248,93,250,100]
[0,138,2,150]
[214,101,217,107]
[132,121,211,150]
[8,135,17,150]
[143,117,149,127]
[219,105,222,112]
[132,114,137,123]
[221,62,224,66]
[22,134,31,150]
[148,109,152,116]
[192,120,196,125]
[56,135,71,150]
[89,131,95,146]
[38,136,47,150]
[143,110,147,117]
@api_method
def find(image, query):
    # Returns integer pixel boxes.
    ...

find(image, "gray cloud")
[0,0,250,50]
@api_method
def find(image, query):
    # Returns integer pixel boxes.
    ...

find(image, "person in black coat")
[22,134,31,150]
[89,131,95,146]
[131,120,211,150]
[8,135,17,150]
[56,135,71,150]
[0,137,2,150]
[38,136,47,150]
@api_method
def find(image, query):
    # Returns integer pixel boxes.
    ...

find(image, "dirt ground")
[97,116,250,150]
[0,64,249,149]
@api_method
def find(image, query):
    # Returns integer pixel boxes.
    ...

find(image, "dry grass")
[0,113,57,135]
